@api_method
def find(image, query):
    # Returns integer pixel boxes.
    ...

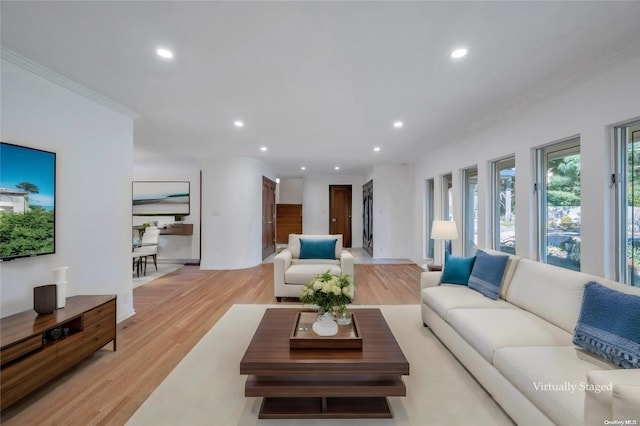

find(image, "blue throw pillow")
[299,238,337,260]
[468,250,509,300]
[440,252,476,285]
[572,281,640,369]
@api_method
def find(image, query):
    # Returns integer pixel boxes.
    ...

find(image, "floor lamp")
[431,220,459,264]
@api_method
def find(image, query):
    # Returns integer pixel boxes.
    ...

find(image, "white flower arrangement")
[300,270,354,316]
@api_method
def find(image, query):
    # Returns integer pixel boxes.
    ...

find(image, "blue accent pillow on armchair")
[468,250,509,300]
[572,281,640,368]
[440,252,476,285]
[299,238,337,259]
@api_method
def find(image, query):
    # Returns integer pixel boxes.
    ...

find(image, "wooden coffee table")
[239,308,409,419]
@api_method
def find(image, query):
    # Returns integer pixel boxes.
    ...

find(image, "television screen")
[0,142,56,261]
[132,181,190,216]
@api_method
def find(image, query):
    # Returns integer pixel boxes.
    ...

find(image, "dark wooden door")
[329,185,352,248]
[363,180,373,256]
[262,177,277,259]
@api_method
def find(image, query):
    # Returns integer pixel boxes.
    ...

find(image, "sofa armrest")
[585,369,640,425]
[421,271,442,290]
[274,250,292,294]
[340,250,354,282]
[613,384,640,422]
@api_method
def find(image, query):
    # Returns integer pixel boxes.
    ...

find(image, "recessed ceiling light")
[334,166,340,170]
[156,48,173,59]
[451,48,468,59]
[301,166,307,170]
[393,121,403,128]
[260,146,267,152]
[374,147,381,152]
[234,120,244,128]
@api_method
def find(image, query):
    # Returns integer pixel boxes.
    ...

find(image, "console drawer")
[84,300,115,326]
[1,335,43,366]
[84,317,115,353]
[0,344,57,409]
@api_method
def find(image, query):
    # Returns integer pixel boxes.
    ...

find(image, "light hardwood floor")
[1,262,423,425]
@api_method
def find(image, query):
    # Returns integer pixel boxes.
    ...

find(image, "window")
[492,157,516,254]
[462,167,478,256]
[442,174,453,221]
[536,139,581,271]
[425,179,435,259]
[614,120,640,286]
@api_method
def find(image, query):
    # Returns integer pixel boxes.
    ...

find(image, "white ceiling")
[2,1,640,177]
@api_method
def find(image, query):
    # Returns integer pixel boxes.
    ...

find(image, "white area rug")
[127,305,513,426]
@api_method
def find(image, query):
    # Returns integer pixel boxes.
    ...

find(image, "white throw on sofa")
[274,234,354,301]
[421,249,640,426]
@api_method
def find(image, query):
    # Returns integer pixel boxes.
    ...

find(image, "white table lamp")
[431,220,458,256]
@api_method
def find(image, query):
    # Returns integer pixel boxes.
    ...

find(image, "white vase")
[53,266,68,283]
[56,281,67,308]
[312,314,338,336]
[53,266,69,309]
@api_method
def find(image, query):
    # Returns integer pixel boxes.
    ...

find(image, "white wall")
[369,164,413,258]
[412,54,640,279]
[277,178,303,204]
[302,175,363,248]
[132,164,201,261]
[0,56,136,320]
[200,156,275,269]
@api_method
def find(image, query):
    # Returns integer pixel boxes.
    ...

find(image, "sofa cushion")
[468,249,509,300]
[447,308,574,363]
[506,259,594,333]
[285,263,341,285]
[288,234,343,259]
[440,253,476,285]
[573,281,640,368]
[291,259,340,265]
[494,346,615,426]
[422,285,515,320]
[299,238,337,260]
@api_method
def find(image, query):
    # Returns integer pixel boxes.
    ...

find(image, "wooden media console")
[0,295,116,410]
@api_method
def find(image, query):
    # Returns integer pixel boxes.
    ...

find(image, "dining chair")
[132,252,143,277]
[134,226,160,274]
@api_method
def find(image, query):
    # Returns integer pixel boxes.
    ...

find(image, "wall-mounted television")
[132,181,190,216]
[0,142,56,261]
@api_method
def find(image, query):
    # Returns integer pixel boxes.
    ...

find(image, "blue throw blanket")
[572,281,640,369]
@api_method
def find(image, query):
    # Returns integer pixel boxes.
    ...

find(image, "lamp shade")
[431,220,458,240]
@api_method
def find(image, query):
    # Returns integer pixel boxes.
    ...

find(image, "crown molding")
[1,46,141,120]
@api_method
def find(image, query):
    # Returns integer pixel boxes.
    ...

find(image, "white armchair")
[274,234,354,301]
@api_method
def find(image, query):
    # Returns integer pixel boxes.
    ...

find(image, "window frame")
[462,166,478,257]
[424,178,435,260]
[614,120,640,286]
[442,173,453,221]
[491,156,516,254]
[535,137,581,270]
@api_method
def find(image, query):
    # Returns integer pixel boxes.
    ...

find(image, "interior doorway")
[329,185,352,247]
[262,177,276,259]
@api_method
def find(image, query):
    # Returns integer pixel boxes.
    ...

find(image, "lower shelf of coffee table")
[259,396,393,419]
[245,375,406,397]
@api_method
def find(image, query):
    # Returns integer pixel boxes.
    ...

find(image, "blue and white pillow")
[573,281,640,369]
[467,250,509,300]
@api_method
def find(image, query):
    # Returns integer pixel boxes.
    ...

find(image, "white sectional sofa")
[274,234,354,301]
[421,249,640,426]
